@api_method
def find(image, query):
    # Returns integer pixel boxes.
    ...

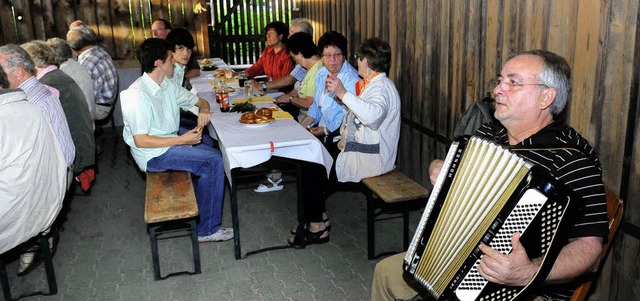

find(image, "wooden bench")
[570,188,624,301]
[362,170,430,259]
[145,171,201,280]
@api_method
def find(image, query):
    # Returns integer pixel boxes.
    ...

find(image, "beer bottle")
[214,77,222,104]
[219,82,230,112]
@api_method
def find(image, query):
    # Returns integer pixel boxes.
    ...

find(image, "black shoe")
[291,213,330,235]
[287,227,330,248]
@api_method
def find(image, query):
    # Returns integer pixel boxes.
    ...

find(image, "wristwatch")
[262,83,268,92]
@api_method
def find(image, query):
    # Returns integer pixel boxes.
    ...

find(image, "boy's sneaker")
[198,227,234,242]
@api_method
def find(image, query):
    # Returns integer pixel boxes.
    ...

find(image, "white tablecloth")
[189,66,333,183]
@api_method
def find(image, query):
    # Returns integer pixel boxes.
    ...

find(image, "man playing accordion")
[371,50,608,301]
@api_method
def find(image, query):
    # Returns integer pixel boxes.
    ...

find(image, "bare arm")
[195,98,211,129]
[299,115,316,129]
[276,94,313,110]
[266,74,297,90]
[477,234,602,286]
[184,68,201,79]
[133,130,202,148]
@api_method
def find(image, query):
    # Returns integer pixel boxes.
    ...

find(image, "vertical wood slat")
[0,0,16,44]
[571,0,602,137]
[30,0,46,41]
[12,1,34,44]
[595,0,637,206]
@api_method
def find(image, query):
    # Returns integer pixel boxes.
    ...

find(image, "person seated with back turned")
[21,41,96,193]
[0,44,75,171]
[370,50,608,301]
[287,31,360,246]
[66,25,118,123]
[274,32,322,120]
[121,38,233,242]
[46,37,96,124]
[0,49,72,275]
[0,63,67,268]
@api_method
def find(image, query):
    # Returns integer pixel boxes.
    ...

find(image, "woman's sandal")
[254,177,284,193]
[287,227,330,248]
[290,220,330,235]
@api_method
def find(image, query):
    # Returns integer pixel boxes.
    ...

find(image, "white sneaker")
[198,227,234,242]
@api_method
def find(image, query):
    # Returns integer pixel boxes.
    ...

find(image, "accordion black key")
[403,136,583,301]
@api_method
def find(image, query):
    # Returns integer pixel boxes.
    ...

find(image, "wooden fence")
[0,0,293,65]
[300,0,639,300]
[208,0,293,65]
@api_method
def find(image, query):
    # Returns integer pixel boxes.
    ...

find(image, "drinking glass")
[223,68,233,79]
[244,84,254,99]
[238,74,247,87]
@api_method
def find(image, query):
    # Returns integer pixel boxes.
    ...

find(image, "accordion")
[403,136,583,301]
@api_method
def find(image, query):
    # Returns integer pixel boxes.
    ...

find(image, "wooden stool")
[145,171,201,280]
[569,188,624,301]
[0,233,57,300]
[362,170,430,259]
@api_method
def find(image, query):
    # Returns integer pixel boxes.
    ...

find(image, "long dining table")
[189,63,333,259]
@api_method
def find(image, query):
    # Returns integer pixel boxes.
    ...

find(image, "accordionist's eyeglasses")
[489,77,549,91]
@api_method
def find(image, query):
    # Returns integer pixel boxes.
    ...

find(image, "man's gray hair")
[67,25,103,51]
[522,49,571,116]
[291,18,313,36]
[0,44,36,75]
[46,37,74,64]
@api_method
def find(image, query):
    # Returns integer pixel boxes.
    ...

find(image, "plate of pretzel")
[238,108,276,127]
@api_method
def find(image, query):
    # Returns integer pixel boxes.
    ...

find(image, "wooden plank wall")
[0,0,208,59]
[300,0,639,300]
[0,0,638,299]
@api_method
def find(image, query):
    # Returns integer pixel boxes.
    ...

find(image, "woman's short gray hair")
[21,41,58,68]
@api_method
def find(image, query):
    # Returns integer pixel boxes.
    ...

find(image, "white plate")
[237,119,275,128]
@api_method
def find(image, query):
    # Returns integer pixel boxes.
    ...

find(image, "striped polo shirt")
[475,121,608,300]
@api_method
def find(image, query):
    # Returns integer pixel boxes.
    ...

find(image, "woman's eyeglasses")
[322,53,343,60]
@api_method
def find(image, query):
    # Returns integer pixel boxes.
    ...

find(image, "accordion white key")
[403,136,583,301]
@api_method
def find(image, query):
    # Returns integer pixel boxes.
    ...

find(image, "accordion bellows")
[404,137,583,301]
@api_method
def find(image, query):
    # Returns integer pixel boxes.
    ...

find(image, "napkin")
[233,96,275,104]
[272,111,294,119]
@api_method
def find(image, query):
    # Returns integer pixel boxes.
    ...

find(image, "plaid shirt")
[78,46,118,105]
[244,45,294,80]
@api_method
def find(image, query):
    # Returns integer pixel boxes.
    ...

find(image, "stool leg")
[189,219,201,274]
[0,258,12,301]
[39,235,57,295]
[148,225,161,280]
[367,193,376,260]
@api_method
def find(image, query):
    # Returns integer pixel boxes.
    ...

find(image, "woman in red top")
[241,21,295,88]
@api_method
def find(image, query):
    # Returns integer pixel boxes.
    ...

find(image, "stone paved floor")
[2,128,423,301]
